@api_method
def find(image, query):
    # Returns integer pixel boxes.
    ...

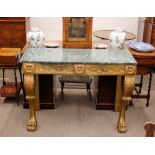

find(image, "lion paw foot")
[117,121,127,133]
[27,119,37,132]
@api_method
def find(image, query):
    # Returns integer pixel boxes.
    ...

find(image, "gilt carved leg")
[24,74,37,132]
[117,75,135,133]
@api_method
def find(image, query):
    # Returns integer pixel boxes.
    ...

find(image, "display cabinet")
[63,17,92,48]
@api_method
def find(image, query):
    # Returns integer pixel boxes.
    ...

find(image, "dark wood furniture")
[144,122,155,137]
[0,17,29,48]
[134,17,155,107]
[63,17,92,48]
[0,48,25,105]
[94,76,117,110]
[0,18,28,104]
[143,17,155,47]
[129,47,155,107]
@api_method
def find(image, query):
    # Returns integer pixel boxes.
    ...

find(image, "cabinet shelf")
[0,82,21,97]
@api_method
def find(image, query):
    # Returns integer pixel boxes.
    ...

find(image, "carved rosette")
[125,65,137,75]
[74,64,86,74]
[23,63,35,74]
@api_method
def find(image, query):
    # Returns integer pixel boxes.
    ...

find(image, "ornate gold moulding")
[23,63,137,76]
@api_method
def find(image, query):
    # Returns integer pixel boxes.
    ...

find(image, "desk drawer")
[1,38,26,48]
[0,56,17,66]
[1,30,25,39]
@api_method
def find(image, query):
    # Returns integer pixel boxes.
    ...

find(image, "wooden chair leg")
[146,72,152,107]
[86,83,89,91]
[19,67,26,102]
[139,75,143,94]
[2,68,6,86]
[129,100,133,106]
[14,68,19,106]
[22,74,27,102]
[87,80,92,100]
[89,87,92,101]
[16,96,20,106]
[61,82,64,100]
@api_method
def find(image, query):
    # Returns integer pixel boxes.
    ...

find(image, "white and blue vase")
[109,27,126,48]
[27,27,45,48]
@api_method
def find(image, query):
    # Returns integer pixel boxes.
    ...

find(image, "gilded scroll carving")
[24,74,37,132]
[117,75,136,133]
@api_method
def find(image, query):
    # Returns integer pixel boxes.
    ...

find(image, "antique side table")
[20,47,137,133]
[0,48,25,105]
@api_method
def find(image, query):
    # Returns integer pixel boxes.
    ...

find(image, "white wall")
[30,17,62,41]
[137,17,146,41]
[29,17,139,41]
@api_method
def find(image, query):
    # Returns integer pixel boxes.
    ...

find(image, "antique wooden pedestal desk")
[20,47,137,133]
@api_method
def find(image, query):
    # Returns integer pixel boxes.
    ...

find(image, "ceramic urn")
[27,27,45,47]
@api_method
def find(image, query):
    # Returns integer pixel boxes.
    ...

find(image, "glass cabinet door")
[68,17,86,38]
[63,17,92,48]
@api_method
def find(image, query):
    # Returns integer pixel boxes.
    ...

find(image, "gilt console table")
[20,47,137,133]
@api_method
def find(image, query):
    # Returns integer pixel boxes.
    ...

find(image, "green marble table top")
[20,47,137,65]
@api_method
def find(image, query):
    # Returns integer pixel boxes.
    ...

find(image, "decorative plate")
[94,43,108,49]
[44,42,60,48]
[128,41,155,52]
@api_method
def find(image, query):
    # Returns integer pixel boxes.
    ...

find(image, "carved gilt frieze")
[74,64,86,74]
[23,64,35,74]
[24,63,137,76]
[86,65,125,75]
[125,65,137,75]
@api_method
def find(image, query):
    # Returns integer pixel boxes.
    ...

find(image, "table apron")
[22,63,137,76]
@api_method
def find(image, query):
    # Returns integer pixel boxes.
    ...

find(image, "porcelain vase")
[109,27,126,48]
[27,27,45,48]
